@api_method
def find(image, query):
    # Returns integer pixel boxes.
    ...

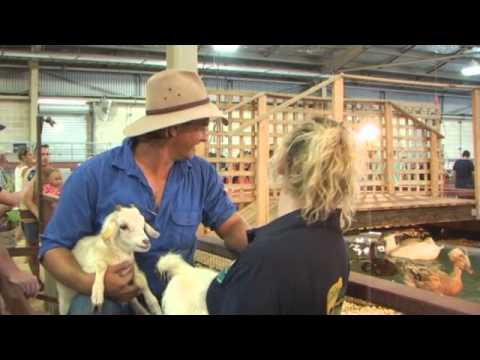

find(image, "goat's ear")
[145,222,160,239]
[115,204,123,212]
[101,219,119,243]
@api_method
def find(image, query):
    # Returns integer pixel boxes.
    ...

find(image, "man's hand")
[7,270,41,298]
[104,261,141,303]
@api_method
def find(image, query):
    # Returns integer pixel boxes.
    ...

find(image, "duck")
[402,248,474,297]
[383,232,444,261]
[359,241,399,277]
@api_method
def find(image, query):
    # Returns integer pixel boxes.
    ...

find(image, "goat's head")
[100,205,160,253]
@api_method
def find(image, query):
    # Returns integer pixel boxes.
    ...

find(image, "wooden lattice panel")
[395,101,442,131]
[203,90,444,212]
[345,101,386,194]
[392,111,434,194]
[206,93,256,207]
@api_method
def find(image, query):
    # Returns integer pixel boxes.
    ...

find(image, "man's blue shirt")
[40,138,237,295]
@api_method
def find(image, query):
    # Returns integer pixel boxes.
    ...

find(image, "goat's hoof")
[150,305,163,315]
[92,304,103,314]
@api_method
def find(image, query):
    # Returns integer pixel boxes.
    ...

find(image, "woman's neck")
[277,189,304,218]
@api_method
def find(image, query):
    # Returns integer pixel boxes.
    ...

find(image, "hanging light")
[212,45,240,53]
[461,60,480,76]
[358,123,380,143]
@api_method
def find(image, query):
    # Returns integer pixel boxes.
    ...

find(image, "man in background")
[453,150,474,189]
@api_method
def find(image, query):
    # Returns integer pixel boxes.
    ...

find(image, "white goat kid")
[157,253,218,315]
[56,205,162,315]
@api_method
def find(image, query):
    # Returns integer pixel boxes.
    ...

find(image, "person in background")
[0,243,40,299]
[13,148,36,242]
[42,168,63,199]
[453,150,474,189]
[15,148,36,193]
[21,145,52,276]
[0,125,31,207]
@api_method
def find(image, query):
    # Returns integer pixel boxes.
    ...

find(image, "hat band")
[146,98,210,116]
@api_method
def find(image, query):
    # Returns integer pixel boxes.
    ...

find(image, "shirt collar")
[255,209,342,239]
[112,138,193,176]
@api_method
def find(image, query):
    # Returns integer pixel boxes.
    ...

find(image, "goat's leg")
[133,264,162,315]
[130,298,150,315]
[91,262,108,313]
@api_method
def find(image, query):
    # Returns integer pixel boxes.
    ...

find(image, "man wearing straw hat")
[39,70,249,315]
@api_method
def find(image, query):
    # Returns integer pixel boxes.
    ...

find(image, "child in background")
[42,168,63,199]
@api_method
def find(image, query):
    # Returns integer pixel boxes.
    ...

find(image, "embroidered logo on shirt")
[326,277,345,315]
[215,261,235,284]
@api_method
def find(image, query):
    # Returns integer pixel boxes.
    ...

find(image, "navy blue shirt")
[40,138,237,296]
[453,158,474,189]
[207,210,349,315]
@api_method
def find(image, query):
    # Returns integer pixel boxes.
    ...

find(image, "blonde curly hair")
[271,117,359,229]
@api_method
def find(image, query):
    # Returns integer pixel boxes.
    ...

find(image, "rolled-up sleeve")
[202,164,237,231]
[39,166,98,260]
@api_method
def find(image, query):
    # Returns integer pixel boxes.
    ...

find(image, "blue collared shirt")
[40,138,237,295]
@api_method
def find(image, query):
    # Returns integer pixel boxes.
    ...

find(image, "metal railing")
[0,141,115,163]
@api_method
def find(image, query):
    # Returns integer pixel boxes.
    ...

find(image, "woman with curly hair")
[207,117,360,315]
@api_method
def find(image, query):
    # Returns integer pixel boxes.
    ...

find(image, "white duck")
[383,233,444,261]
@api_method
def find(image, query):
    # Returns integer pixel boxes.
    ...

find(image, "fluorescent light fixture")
[1,51,51,59]
[77,55,144,64]
[461,60,480,76]
[143,59,167,66]
[212,45,240,53]
[39,98,87,106]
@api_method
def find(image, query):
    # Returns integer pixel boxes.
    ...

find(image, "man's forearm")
[217,214,249,257]
[0,191,20,207]
[42,248,94,295]
[0,245,20,277]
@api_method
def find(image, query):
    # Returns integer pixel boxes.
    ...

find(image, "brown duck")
[403,248,474,297]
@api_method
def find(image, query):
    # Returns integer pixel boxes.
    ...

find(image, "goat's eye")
[119,224,129,231]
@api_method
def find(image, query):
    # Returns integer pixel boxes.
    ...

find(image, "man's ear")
[168,127,178,137]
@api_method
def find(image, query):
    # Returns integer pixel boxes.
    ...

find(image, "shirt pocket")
[170,210,202,249]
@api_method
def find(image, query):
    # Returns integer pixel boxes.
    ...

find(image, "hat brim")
[124,103,228,138]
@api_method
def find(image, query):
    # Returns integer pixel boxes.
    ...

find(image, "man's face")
[41,147,50,167]
[170,118,209,160]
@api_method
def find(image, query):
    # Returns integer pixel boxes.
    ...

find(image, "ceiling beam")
[262,45,280,58]
[384,45,416,64]
[351,65,480,86]
[70,45,326,68]
[325,45,434,60]
[341,52,479,73]
[426,45,474,74]
[325,45,370,72]
[31,45,43,52]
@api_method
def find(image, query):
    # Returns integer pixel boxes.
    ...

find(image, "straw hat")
[124,69,227,137]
